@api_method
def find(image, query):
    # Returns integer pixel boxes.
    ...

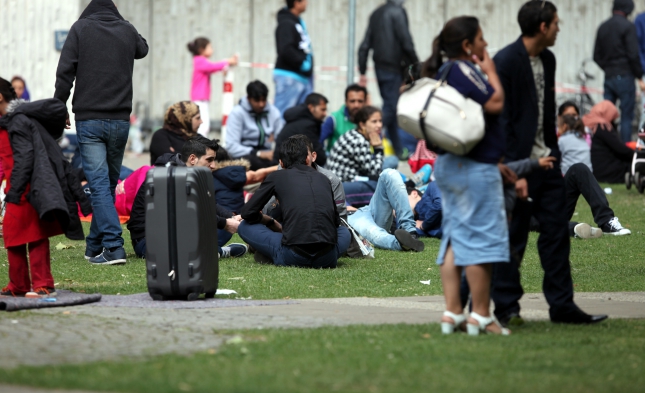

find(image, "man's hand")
[359,75,368,87]
[498,163,518,185]
[538,156,557,169]
[224,218,240,234]
[515,178,529,200]
[346,206,358,213]
[258,150,274,161]
[416,220,424,230]
[268,220,283,233]
[233,215,243,222]
[65,112,71,129]
[639,79,645,92]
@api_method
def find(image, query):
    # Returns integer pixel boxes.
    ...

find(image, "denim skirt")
[434,153,509,266]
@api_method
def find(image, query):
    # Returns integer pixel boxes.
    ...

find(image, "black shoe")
[498,312,525,328]
[551,309,608,324]
[394,229,424,252]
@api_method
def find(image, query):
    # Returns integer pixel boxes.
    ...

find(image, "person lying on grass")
[238,135,351,268]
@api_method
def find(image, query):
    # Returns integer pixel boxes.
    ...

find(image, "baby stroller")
[625,131,645,193]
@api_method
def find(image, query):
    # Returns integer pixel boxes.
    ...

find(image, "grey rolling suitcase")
[144,166,219,300]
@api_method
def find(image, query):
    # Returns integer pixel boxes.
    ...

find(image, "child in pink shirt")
[188,37,238,137]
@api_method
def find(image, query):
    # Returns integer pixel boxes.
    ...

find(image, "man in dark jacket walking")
[594,0,645,143]
[54,0,148,265]
[358,0,418,159]
[274,0,313,116]
[493,1,607,326]
[274,93,328,166]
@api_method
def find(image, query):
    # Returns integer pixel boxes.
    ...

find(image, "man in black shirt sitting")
[239,136,351,268]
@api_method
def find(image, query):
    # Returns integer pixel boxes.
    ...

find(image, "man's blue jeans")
[77,120,130,252]
[375,68,408,157]
[604,75,636,143]
[238,223,350,268]
[273,74,313,116]
[348,169,416,250]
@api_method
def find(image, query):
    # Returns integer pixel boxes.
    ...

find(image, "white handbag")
[397,62,486,156]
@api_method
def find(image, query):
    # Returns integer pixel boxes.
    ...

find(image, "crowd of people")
[2,0,643,334]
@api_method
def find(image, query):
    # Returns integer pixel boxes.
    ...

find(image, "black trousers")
[242,154,274,171]
[565,163,614,233]
[492,168,578,320]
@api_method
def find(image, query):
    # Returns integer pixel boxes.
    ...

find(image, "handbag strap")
[418,61,456,142]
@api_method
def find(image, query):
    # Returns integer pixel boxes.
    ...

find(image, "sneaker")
[602,217,631,236]
[88,247,127,265]
[394,229,425,252]
[499,312,525,328]
[220,243,248,258]
[409,164,433,187]
[573,223,603,239]
[0,286,26,297]
[25,287,57,298]
[84,249,101,261]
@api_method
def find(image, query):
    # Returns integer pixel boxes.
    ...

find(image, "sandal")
[467,312,511,336]
[441,311,466,334]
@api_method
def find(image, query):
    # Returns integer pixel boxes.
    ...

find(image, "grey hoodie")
[224,97,284,158]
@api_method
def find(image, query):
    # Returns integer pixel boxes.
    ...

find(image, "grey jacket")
[558,133,592,175]
[225,97,284,158]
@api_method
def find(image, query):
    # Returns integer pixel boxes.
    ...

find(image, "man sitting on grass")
[347,168,425,252]
[127,137,247,260]
[238,135,351,268]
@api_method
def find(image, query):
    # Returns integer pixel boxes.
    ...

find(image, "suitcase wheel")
[187,292,200,301]
[150,293,167,301]
[204,292,216,299]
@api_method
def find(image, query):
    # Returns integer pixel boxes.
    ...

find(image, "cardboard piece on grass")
[0,290,101,312]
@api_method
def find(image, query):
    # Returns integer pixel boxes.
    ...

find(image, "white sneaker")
[574,223,603,239]
[602,217,632,236]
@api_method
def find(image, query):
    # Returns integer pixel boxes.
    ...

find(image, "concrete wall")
[2,0,645,128]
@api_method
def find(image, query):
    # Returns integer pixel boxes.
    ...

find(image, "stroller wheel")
[639,175,645,194]
[626,172,632,190]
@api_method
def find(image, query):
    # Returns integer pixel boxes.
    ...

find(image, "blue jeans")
[375,68,406,157]
[604,75,636,143]
[77,120,130,252]
[348,169,416,250]
[273,74,313,116]
[238,223,350,268]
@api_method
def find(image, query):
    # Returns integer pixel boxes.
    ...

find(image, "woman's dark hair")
[518,0,558,37]
[0,77,17,103]
[558,101,580,116]
[247,80,269,100]
[422,16,480,78]
[354,106,381,128]
[187,37,210,56]
[560,114,585,139]
[215,145,232,162]
[280,135,309,169]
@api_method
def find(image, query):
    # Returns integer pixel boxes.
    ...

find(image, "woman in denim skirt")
[422,16,515,335]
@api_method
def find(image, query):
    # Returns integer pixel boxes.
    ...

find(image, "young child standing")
[0,77,89,298]
[188,37,238,137]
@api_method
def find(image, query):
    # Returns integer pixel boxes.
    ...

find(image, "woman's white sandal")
[441,311,466,334]
[467,312,511,336]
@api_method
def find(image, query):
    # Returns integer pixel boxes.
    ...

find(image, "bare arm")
[246,165,279,185]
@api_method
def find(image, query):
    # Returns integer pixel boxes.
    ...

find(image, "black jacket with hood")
[273,104,327,167]
[54,0,149,121]
[594,0,643,79]
[275,7,313,79]
[127,153,233,241]
[358,0,418,76]
[0,99,92,241]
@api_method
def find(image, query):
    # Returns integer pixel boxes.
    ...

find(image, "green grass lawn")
[1,183,643,298]
[1,320,644,393]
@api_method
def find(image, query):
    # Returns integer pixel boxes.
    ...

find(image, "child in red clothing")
[0,78,75,297]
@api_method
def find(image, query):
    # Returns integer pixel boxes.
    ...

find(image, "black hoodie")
[274,8,313,79]
[54,0,148,121]
[273,104,326,166]
[593,0,642,79]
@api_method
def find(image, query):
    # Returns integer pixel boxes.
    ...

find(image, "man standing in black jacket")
[273,0,314,116]
[273,93,328,166]
[493,1,607,326]
[239,136,351,268]
[358,0,418,160]
[54,0,148,265]
[594,0,645,143]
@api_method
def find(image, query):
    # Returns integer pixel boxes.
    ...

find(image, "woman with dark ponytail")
[188,37,238,137]
[426,17,512,336]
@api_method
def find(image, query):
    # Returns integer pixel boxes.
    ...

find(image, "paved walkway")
[1,292,643,371]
